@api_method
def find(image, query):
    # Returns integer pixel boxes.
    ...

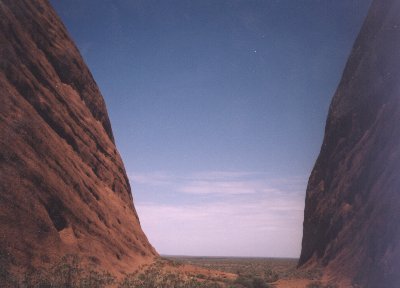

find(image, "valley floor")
[164,256,322,287]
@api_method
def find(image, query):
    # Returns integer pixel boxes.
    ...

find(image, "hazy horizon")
[51,0,372,258]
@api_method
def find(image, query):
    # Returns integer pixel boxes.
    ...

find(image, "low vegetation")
[0,253,226,288]
[166,256,322,282]
[233,274,271,288]
[0,253,324,287]
[118,259,224,288]
[306,282,338,288]
[16,255,115,288]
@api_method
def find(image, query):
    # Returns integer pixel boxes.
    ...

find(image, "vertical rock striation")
[0,0,157,276]
[299,0,400,287]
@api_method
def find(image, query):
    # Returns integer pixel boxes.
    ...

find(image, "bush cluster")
[119,265,222,288]
[21,255,115,288]
[232,274,270,288]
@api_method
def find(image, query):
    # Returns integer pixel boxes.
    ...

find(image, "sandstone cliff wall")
[0,0,157,276]
[299,0,400,287]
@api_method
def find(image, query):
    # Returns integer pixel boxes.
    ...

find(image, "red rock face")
[299,0,400,287]
[0,0,157,276]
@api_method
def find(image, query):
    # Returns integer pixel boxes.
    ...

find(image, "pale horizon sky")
[50,0,372,258]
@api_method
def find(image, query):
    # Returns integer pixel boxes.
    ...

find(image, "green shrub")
[263,269,279,283]
[234,274,253,287]
[252,277,268,288]
[234,275,270,288]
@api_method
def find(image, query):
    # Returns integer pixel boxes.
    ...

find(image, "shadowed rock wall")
[299,0,400,287]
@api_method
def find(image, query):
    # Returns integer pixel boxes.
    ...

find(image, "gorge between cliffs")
[1,0,399,288]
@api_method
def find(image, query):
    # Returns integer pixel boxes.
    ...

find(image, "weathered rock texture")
[299,0,400,287]
[0,0,157,276]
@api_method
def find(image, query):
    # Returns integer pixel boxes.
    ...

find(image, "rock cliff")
[0,0,157,276]
[299,0,400,287]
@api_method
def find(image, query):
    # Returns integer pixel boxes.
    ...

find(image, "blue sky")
[50,0,372,257]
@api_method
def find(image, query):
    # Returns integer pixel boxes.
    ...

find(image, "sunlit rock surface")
[0,0,157,276]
